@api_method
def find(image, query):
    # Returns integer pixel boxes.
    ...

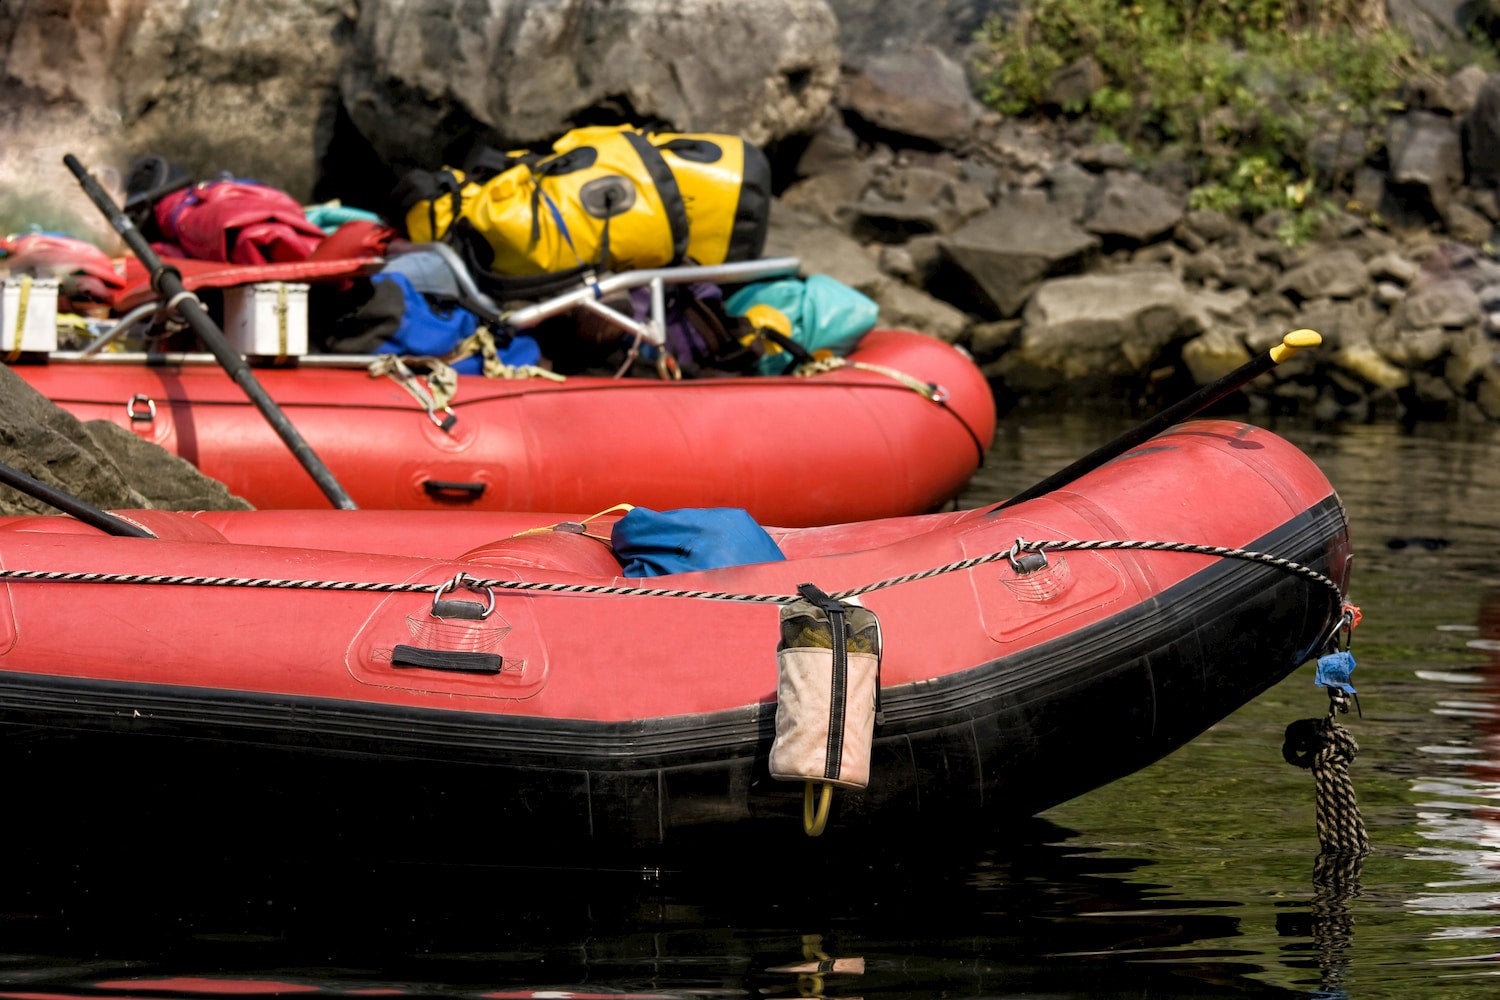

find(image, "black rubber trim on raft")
[0,496,1346,772]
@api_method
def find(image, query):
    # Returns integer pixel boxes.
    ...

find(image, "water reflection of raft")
[0,419,1350,851]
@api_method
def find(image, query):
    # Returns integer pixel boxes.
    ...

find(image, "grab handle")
[422,479,487,499]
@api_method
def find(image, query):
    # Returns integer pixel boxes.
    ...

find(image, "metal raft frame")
[51,250,804,368]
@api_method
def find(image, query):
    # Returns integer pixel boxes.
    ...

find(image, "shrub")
[975,0,1466,241]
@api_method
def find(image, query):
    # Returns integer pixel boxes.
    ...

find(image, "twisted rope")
[1284,715,1370,857]
[788,355,992,466]
[836,538,1344,606]
[0,537,1342,608]
[792,356,941,400]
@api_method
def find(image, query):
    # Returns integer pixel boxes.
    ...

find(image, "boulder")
[0,0,349,204]
[1082,171,1186,245]
[341,0,842,178]
[851,165,992,239]
[1009,268,1204,386]
[822,0,1015,67]
[937,198,1101,317]
[837,45,984,148]
[1388,110,1466,219]
[1275,249,1372,303]
[1463,72,1500,187]
[0,364,251,517]
[1399,277,1484,329]
[2,0,842,210]
[763,202,886,296]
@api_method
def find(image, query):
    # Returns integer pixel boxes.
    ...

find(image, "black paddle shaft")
[0,460,155,537]
[997,329,1321,510]
[63,154,358,510]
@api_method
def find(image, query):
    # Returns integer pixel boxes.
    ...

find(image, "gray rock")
[1475,365,1500,419]
[1388,110,1466,217]
[3,0,844,204]
[1183,249,1227,285]
[1043,161,1099,224]
[837,45,983,148]
[1399,277,1483,329]
[795,111,864,178]
[938,199,1100,317]
[1442,326,1497,391]
[1281,299,1376,353]
[1275,249,1372,303]
[1442,199,1496,243]
[1374,280,1408,308]
[344,0,841,174]
[1464,73,1500,187]
[852,165,991,238]
[1044,56,1105,112]
[1015,268,1204,383]
[1446,64,1491,115]
[1373,324,1453,367]
[763,202,886,296]
[1,0,348,202]
[871,280,970,345]
[779,163,877,228]
[1387,0,1482,55]
[822,0,1016,67]
[1367,250,1422,285]
[1082,172,1185,245]
[1074,142,1133,172]
[0,363,251,517]
[1174,209,1240,249]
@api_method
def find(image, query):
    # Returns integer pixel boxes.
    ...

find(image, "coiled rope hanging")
[1283,713,1370,857]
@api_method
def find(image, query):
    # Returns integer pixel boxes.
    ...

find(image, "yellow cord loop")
[511,503,634,543]
[802,781,833,836]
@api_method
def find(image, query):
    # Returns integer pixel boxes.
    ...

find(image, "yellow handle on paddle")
[1269,328,1322,364]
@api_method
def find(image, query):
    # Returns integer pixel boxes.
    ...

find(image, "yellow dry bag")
[393,125,771,290]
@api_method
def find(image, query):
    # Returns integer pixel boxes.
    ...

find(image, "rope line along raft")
[0,536,1347,607]
[790,354,990,468]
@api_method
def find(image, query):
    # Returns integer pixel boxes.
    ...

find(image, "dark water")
[7,412,1500,1000]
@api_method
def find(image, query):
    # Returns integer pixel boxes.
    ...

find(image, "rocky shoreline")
[5,0,1500,424]
[769,54,1500,424]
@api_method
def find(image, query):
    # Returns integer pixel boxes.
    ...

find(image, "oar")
[996,328,1321,510]
[0,459,155,538]
[62,154,358,511]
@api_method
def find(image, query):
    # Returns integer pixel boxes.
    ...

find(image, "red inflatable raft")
[13,254,996,525]
[0,419,1352,851]
[17,326,995,526]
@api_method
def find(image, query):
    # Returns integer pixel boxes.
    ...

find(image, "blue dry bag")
[371,272,541,374]
[611,507,786,577]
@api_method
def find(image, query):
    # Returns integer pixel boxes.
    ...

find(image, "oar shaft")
[63,154,358,511]
[997,329,1321,510]
[0,461,155,538]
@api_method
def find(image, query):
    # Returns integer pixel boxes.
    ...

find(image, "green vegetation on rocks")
[976,0,1490,241]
